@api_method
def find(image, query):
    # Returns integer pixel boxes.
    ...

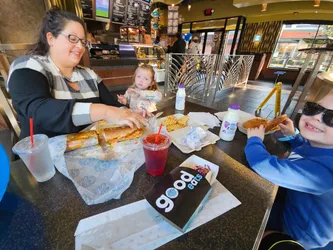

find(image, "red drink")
[142,134,171,176]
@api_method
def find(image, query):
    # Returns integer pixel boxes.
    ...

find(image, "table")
[0,102,290,250]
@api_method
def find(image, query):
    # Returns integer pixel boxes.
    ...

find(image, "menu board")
[126,0,138,26]
[111,0,126,23]
[96,0,110,19]
[138,1,150,30]
[81,0,93,19]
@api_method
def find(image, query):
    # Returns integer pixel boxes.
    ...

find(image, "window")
[269,24,333,71]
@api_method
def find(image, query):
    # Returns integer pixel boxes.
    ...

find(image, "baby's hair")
[132,64,159,90]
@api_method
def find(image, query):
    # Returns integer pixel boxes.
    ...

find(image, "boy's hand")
[279,117,295,136]
[247,125,265,141]
[117,94,127,105]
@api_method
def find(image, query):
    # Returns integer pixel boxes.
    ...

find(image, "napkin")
[180,127,208,150]
[188,112,221,128]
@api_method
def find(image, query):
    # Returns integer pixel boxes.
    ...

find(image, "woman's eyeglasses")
[59,32,88,47]
[303,102,333,127]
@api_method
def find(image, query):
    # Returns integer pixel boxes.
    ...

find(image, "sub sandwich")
[243,114,288,132]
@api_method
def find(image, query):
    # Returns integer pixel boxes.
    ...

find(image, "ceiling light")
[314,0,320,7]
[172,4,175,7]
[188,4,191,11]
[261,3,267,12]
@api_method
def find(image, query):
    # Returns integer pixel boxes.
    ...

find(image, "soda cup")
[141,133,171,176]
[12,134,56,182]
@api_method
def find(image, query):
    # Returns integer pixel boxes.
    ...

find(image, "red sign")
[204,8,214,16]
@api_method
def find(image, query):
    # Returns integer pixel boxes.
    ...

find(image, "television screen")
[96,0,110,18]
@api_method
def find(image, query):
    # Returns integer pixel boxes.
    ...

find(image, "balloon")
[184,33,192,42]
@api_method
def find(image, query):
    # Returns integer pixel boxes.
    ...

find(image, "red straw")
[155,124,163,143]
[30,118,34,147]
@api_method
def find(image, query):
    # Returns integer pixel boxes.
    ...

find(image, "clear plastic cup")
[12,134,55,182]
[141,133,171,176]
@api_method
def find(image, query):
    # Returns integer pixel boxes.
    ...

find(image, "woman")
[7,8,146,139]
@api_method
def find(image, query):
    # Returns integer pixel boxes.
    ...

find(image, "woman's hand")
[279,118,295,136]
[247,125,265,141]
[105,106,147,128]
[117,94,127,105]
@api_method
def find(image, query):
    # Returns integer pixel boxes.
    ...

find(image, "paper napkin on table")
[188,112,221,128]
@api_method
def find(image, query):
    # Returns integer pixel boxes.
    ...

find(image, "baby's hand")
[126,88,140,98]
[247,125,265,141]
[279,118,295,136]
[117,94,127,105]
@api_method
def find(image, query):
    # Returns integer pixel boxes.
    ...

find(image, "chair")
[0,52,21,140]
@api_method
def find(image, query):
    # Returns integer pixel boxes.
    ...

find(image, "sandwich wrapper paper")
[48,134,145,205]
[74,155,241,250]
[187,112,221,128]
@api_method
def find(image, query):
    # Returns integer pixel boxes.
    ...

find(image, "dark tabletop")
[0,102,290,250]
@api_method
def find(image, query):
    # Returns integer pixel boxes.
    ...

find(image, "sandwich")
[243,115,288,133]
[243,117,268,130]
[102,126,144,144]
[265,114,288,132]
[66,131,99,152]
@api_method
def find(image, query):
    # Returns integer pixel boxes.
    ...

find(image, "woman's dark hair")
[29,7,86,56]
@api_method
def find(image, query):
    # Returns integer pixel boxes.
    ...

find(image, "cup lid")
[229,104,240,110]
[141,133,171,151]
[12,134,49,155]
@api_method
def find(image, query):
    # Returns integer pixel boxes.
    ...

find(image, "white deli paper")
[75,181,241,250]
[169,127,220,154]
[74,155,241,250]
[48,135,145,205]
[188,112,221,129]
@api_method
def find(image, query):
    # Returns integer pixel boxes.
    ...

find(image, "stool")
[274,71,286,84]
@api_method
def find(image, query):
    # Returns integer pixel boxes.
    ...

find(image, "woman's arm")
[9,68,85,134]
[9,69,147,134]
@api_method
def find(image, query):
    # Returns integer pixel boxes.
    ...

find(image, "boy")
[245,91,333,249]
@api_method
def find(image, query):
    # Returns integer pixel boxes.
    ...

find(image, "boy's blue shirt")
[245,135,333,249]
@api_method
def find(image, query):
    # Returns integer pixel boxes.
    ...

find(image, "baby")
[117,65,162,113]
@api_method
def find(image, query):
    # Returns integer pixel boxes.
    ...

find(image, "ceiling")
[233,0,333,8]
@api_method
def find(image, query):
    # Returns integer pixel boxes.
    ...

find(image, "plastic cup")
[141,133,171,176]
[12,134,55,182]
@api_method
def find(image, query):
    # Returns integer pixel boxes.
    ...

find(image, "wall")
[0,0,45,44]
[179,0,333,24]
[238,21,282,53]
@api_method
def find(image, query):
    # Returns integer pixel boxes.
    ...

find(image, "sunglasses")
[59,32,88,47]
[303,102,333,127]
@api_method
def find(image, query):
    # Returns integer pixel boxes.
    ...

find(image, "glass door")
[204,31,223,54]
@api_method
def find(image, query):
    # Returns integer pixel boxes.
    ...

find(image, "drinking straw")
[30,118,34,147]
[155,124,163,143]
[29,118,35,171]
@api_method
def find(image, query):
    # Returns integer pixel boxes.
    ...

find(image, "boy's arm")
[279,130,307,149]
[139,90,162,102]
[245,137,332,195]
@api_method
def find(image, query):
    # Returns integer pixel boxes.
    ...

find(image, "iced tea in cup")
[141,133,171,176]
[12,134,55,182]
